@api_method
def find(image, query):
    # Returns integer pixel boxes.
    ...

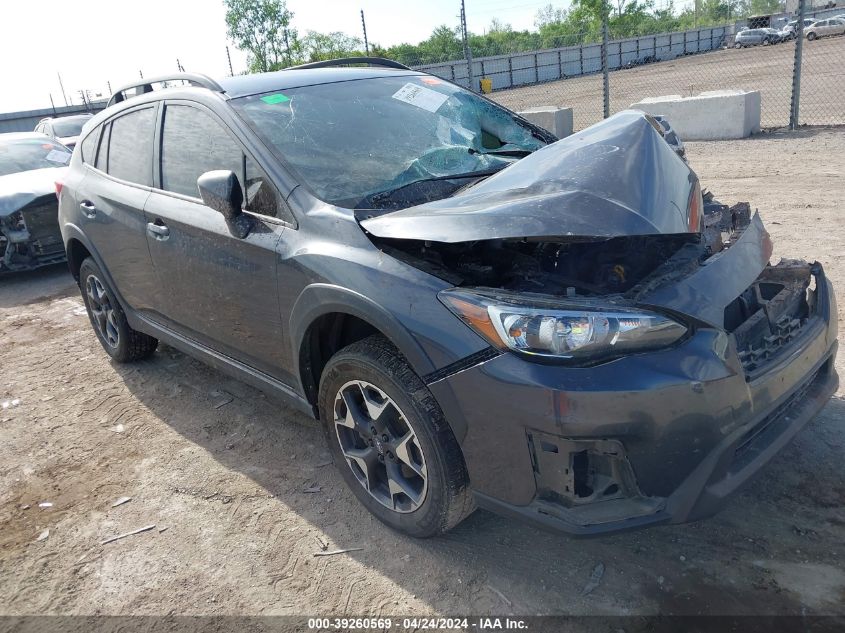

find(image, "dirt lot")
[1,129,844,619]
[491,37,845,130]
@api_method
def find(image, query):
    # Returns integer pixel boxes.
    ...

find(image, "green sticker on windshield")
[261,93,290,104]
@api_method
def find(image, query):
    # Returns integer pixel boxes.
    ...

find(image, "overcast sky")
[0,0,559,113]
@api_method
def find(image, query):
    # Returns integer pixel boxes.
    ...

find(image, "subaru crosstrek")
[58,61,838,537]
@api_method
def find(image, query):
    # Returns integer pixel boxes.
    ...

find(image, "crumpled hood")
[0,167,67,216]
[360,110,697,243]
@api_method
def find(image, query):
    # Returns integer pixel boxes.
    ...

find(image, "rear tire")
[79,257,158,363]
[762,37,771,45]
[318,335,475,538]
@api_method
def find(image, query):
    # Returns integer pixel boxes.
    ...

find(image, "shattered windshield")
[0,138,72,177]
[231,75,548,208]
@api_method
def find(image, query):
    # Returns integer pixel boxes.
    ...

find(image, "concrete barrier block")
[518,106,574,138]
[629,89,761,141]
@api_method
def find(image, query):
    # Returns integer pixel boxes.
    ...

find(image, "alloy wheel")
[85,274,120,348]
[333,380,428,513]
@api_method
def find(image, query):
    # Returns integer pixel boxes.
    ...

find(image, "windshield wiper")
[468,147,534,157]
[357,165,508,210]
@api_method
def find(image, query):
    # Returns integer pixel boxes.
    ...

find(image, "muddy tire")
[79,257,158,363]
[318,335,475,538]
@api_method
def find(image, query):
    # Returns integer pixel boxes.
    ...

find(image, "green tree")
[224,0,300,72]
[301,31,364,62]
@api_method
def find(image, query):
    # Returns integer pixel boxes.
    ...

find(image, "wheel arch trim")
[289,283,438,399]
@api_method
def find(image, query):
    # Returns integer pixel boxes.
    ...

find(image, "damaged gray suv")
[58,60,838,538]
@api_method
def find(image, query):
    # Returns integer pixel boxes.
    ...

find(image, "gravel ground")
[1,129,844,618]
[490,37,845,130]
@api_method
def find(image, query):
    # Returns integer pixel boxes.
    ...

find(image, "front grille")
[737,314,807,373]
[20,198,63,258]
[20,199,60,243]
[726,260,814,375]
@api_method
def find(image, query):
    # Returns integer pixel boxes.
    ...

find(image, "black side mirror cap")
[197,170,251,238]
[197,170,243,221]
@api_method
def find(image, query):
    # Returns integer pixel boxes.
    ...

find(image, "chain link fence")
[405,0,845,133]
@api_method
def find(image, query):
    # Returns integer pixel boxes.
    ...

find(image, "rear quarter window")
[107,108,155,186]
[80,127,99,164]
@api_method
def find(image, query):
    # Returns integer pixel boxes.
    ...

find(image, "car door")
[833,19,845,35]
[74,105,160,313]
[143,100,290,379]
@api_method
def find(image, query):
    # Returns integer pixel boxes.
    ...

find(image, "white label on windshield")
[45,149,70,164]
[391,83,449,113]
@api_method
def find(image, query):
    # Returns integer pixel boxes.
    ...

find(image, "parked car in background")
[762,27,787,43]
[790,18,817,28]
[34,114,94,149]
[0,132,71,272]
[805,17,845,39]
[779,24,796,39]
[734,28,776,47]
[58,64,838,539]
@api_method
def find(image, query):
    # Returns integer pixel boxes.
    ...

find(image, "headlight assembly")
[439,288,687,362]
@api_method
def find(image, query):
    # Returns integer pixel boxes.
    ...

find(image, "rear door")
[143,100,289,378]
[75,105,159,313]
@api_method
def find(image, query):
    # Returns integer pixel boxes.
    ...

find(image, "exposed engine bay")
[371,193,752,299]
[0,194,66,273]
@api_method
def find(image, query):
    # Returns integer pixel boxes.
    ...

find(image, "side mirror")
[197,170,243,220]
[197,170,251,238]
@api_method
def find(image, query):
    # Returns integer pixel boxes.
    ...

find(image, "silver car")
[734,28,777,47]
[805,18,845,40]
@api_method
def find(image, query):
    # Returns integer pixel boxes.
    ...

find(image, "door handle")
[146,221,170,240]
[79,201,97,218]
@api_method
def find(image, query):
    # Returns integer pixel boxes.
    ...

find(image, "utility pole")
[226,46,234,76]
[107,80,112,94]
[361,10,369,56]
[57,72,69,107]
[177,58,184,72]
[49,94,57,115]
[460,0,475,91]
[139,70,144,79]
[790,0,806,129]
[601,0,610,118]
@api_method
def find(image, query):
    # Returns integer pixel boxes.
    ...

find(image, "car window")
[244,155,290,221]
[231,75,547,208]
[107,108,154,186]
[0,137,72,176]
[160,104,243,199]
[96,124,110,172]
[80,127,99,164]
[51,116,90,137]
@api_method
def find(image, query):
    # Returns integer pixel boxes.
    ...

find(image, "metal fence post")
[601,6,610,118]
[790,0,806,129]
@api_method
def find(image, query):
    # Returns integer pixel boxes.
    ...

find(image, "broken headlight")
[439,288,687,361]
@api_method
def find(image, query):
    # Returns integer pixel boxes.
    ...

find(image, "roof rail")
[107,72,224,108]
[286,57,411,71]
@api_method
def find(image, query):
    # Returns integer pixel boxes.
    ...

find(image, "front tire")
[79,257,158,362]
[318,335,474,537]
[807,32,817,41]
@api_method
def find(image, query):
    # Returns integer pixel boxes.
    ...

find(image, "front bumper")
[428,269,839,536]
